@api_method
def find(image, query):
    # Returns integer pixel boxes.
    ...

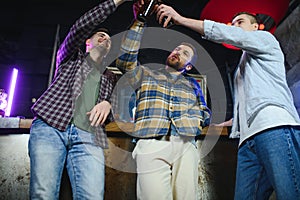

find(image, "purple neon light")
[5,68,18,117]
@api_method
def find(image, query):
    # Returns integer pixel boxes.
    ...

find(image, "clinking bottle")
[137,0,173,27]
[137,0,157,22]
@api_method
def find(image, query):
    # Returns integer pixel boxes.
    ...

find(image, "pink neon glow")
[5,68,18,117]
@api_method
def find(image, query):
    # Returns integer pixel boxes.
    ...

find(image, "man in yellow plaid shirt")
[116,2,211,198]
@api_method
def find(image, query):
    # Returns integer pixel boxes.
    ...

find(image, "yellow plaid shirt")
[116,21,211,138]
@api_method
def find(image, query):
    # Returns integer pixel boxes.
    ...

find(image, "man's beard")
[89,43,110,65]
[166,58,182,72]
[91,42,110,59]
[95,43,110,56]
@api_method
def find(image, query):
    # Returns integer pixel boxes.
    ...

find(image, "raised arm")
[155,4,204,35]
[56,0,127,67]
[155,4,279,56]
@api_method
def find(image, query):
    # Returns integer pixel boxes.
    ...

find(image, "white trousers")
[132,136,200,200]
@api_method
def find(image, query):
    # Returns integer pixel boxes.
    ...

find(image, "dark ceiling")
[0,0,298,119]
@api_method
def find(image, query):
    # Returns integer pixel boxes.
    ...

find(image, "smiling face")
[166,44,194,73]
[86,31,112,56]
[231,13,259,31]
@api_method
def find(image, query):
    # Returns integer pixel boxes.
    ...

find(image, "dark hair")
[180,42,198,67]
[87,27,110,39]
[232,12,259,24]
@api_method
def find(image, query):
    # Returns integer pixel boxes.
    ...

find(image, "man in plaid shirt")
[28,0,128,199]
[115,2,211,199]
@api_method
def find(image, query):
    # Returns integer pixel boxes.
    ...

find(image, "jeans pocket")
[30,118,47,131]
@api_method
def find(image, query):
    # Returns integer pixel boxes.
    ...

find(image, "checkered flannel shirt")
[116,21,211,138]
[31,0,117,148]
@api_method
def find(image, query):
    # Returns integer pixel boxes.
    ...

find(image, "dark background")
[0,0,297,121]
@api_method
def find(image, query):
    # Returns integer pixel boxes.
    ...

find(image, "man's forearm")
[178,17,205,36]
[116,20,145,71]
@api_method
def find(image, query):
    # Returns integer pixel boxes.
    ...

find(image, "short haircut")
[232,12,259,24]
[180,42,198,67]
[87,27,110,39]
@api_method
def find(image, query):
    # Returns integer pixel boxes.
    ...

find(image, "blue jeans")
[234,126,300,200]
[28,118,105,200]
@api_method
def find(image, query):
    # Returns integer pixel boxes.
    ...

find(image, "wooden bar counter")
[0,117,228,136]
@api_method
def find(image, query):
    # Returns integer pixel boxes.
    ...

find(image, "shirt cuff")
[202,20,215,40]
